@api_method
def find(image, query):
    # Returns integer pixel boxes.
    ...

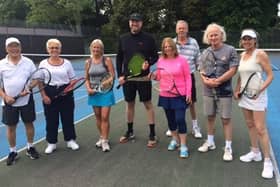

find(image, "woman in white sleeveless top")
[234,29,274,179]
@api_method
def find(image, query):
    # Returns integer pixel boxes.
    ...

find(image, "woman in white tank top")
[234,29,274,179]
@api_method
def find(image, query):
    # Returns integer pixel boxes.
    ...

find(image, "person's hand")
[3,95,15,105]
[118,76,126,86]
[142,61,149,70]
[42,95,51,105]
[233,90,241,100]
[185,96,192,104]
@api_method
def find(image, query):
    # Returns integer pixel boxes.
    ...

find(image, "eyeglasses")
[48,46,60,50]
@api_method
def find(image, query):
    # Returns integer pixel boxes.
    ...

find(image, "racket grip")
[116,84,121,89]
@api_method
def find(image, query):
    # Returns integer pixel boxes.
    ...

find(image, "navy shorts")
[2,96,36,125]
[123,81,152,102]
[158,96,189,110]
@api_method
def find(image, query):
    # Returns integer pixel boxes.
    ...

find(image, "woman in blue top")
[85,39,115,152]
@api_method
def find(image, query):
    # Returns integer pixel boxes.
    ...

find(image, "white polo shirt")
[0,55,36,107]
[39,58,76,86]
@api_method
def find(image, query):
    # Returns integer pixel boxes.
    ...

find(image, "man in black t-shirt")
[116,13,158,148]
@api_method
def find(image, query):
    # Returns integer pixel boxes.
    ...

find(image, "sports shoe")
[240,151,262,162]
[165,129,172,137]
[95,138,102,148]
[223,147,233,161]
[67,140,79,150]
[101,139,110,152]
[26,147,39,159]
[192,126,202,139]
[119,131,135,143]
[6,152,19,166]
[180,145,189,158]
[45,143,56,154]
[262,161,274,179]
[198,141,216,152]
[168,139,179,151]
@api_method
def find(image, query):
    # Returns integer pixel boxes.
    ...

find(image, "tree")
[207,0,278,31]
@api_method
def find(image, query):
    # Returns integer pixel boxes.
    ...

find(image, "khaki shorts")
[203,96,232,119]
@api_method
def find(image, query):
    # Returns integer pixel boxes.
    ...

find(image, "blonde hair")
[202,23,227,44]
[161,37,178,58]
[90,39,104,57]
[46,38,62,49]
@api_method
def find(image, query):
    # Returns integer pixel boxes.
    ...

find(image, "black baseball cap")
[129,13,143,21]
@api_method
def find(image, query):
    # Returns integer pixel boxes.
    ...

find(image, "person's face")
[47,42,61,57]
[207,27,223,47]
[176,22,188,38]
[6,43,21,58]
[129,20,143,34]
[91,43,103,56]
[163,42,175,57]
[241,36,256,50]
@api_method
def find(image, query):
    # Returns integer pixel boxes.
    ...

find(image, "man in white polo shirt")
[0,37,39,166]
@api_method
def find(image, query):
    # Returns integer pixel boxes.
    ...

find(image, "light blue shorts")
[88,90,115,107]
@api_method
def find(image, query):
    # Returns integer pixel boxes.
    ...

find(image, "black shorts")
[191,73,197,103]
[123,81,152,102]
[2,96,36,125]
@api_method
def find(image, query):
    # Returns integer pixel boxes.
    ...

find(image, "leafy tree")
[207,0,278,31]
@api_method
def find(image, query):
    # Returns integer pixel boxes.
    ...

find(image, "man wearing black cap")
[116,13,158,148]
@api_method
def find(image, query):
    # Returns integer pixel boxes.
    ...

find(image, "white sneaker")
[240,151,262,162]
[95,138,102,148]
[192,126,202,139]
[198,141,216,152]
[101,139,110,152]
[223,147,233,161]
[165,129,172,137]
[67,140,79,150]
[45,143,56,154]
[262,161,274,179]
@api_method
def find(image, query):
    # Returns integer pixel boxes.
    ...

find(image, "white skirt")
[238,90,267,111]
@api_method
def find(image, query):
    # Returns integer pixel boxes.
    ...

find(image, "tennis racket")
[200,49,218,101]
[151,67,186,100]
[238,72,263,99]
[53,77,85,99]
[14,68,51,100]
[91,72,114,94]
[116,54,146,89]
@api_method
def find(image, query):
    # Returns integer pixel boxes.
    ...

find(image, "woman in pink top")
[153,37,192,158]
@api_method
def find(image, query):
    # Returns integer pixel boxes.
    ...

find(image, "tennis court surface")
[0,83,278,186]
[0,53,279,187]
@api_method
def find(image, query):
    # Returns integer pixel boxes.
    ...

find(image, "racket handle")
[116,84,121,89]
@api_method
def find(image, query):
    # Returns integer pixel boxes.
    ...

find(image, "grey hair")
[46,38,62,49]
[202,23,227,45]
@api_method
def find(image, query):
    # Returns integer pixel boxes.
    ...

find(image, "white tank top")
[238,49,264,92]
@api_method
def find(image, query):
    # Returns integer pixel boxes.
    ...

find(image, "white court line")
[0,97,124,162]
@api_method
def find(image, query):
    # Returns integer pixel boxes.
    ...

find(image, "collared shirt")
[173,36,200,73]
[0,55,36,106]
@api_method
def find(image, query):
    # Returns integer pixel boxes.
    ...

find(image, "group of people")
[0,12,274,179]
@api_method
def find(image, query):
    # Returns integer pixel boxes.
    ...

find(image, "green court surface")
[0,73,277,187]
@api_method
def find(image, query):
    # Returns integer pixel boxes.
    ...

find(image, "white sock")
[251,147,260,153]
[207,135,214,145]
[225,140,232,149]
[264,158,271,163]
[10,147,16,153]
[192,120,198,128]
[27,142,33,149]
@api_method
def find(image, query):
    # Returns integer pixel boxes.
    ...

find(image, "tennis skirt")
[158,96,188,110]
[238,90,267,111]
[88,90,115,107]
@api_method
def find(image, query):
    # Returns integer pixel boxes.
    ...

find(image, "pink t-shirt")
[156,55,192,97]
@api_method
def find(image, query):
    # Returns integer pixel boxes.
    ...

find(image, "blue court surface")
[0,53,280,175]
